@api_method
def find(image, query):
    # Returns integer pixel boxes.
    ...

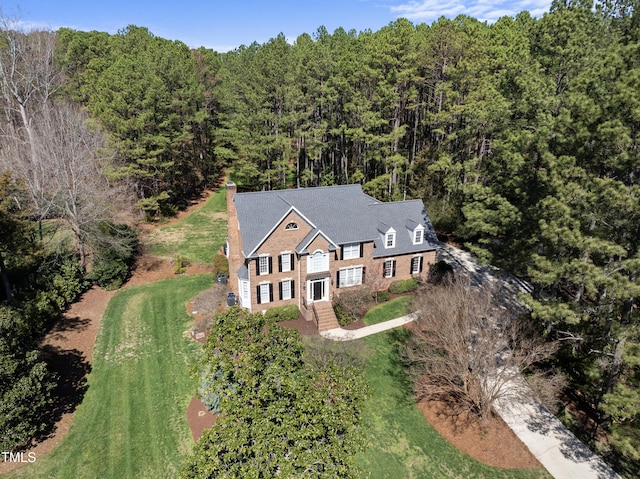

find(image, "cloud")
[390,0,552,23]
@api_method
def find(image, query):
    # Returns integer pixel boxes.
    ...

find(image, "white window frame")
[339,266,363,288]
[342,243,360,260]
[280,253,291,272]
[307,250,329,273]
[259,283,271,304]
[411,256,422,274]
[281,279,292,300]
[413,226,424,245]
[384,259,395,278]
[259,255,270,275]
[385,228,396,249]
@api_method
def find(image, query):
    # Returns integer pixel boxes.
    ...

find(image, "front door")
[308,278,327,302]
[313,280,323,301]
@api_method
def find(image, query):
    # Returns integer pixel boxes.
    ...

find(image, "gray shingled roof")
[233,184,438,258]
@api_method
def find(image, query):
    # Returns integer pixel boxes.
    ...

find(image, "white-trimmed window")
[385,229,396,249]
[342,243,360,260]
[307,250,329,273]
[279,279,294,300]
[384,259,396,278]
[339,266,363,287]
[285,222,298,230]
[279,253,292,272]
[258,255,271,275]
[413,225,424,245]
[257,283,272,304]
[411,256,423,274]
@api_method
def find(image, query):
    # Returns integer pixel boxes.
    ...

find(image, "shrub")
[88,223,138,289]
[389,278,418,294]
[174,255,188,275]
[428,260,454,284]
[212,254,229,276]
[264,304,299,322]
[333,288,371,326]
[198,365,222,414]
[376,291,391,303]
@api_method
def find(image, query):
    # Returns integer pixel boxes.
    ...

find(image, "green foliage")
[173,254,188,275]
[88,222,138,290]
[182,308,369,478]
[388,278,418,294]
[263,304,299,322]
[197,365,222,414]
[0,306,56,450]
[333,288,372,326]
[211,254,229,277]
[376,290,391,302]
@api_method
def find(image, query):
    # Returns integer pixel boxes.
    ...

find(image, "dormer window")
[385,228,396,249]
[285,222,298,230]
[413,225,424,245]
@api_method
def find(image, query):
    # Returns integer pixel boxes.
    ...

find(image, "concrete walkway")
[319,312,418,341]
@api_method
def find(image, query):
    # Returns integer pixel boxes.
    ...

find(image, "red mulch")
[418,400,542,469]
[186,397,217,442]
[278,314,318,335]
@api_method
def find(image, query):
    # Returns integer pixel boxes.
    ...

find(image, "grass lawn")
[354,299,551,479]
[144,187,227,264]
[8,275,212,479]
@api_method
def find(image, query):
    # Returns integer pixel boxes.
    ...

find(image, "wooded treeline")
[0,0,639,472]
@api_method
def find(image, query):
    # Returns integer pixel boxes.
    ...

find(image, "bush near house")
[388,278,418,294]
[212,254,229,277]
[333,288,372,326]
[264,304,299,322]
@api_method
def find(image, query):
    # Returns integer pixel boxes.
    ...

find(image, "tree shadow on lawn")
[36,345,91,443]
[379,328,418,409]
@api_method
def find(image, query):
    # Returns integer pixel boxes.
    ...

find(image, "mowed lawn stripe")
[7,274,212,479]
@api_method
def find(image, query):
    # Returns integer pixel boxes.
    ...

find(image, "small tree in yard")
[401,276,558,419]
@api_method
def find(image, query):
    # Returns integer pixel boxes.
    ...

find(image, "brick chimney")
[225,181,242,291]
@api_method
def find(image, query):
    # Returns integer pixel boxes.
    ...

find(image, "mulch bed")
[278,314,318,335]
[186,397,217,442]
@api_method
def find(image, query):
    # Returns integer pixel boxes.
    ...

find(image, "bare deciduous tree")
[0,14,61,225]
[402,276,558,419]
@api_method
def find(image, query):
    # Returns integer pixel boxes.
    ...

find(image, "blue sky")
[4,0,552,52]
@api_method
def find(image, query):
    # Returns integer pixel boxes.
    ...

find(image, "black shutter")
[278,281,283,300]
[269,284,273,302]
[290,253,295,271]
[359,243,364,258]
[419,256,423,273]
[336,271,341,288]
[291,280,295,299]
[382,262,387,278]
[278,255,282,272]
[362,267,366,284]
[256,258,260,276]
[256,285,261,304]
[392,260,396,277]
[340,246,344,260]
[268,256,273,274]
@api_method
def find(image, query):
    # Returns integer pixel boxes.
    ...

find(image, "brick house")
[225,182,438,327]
